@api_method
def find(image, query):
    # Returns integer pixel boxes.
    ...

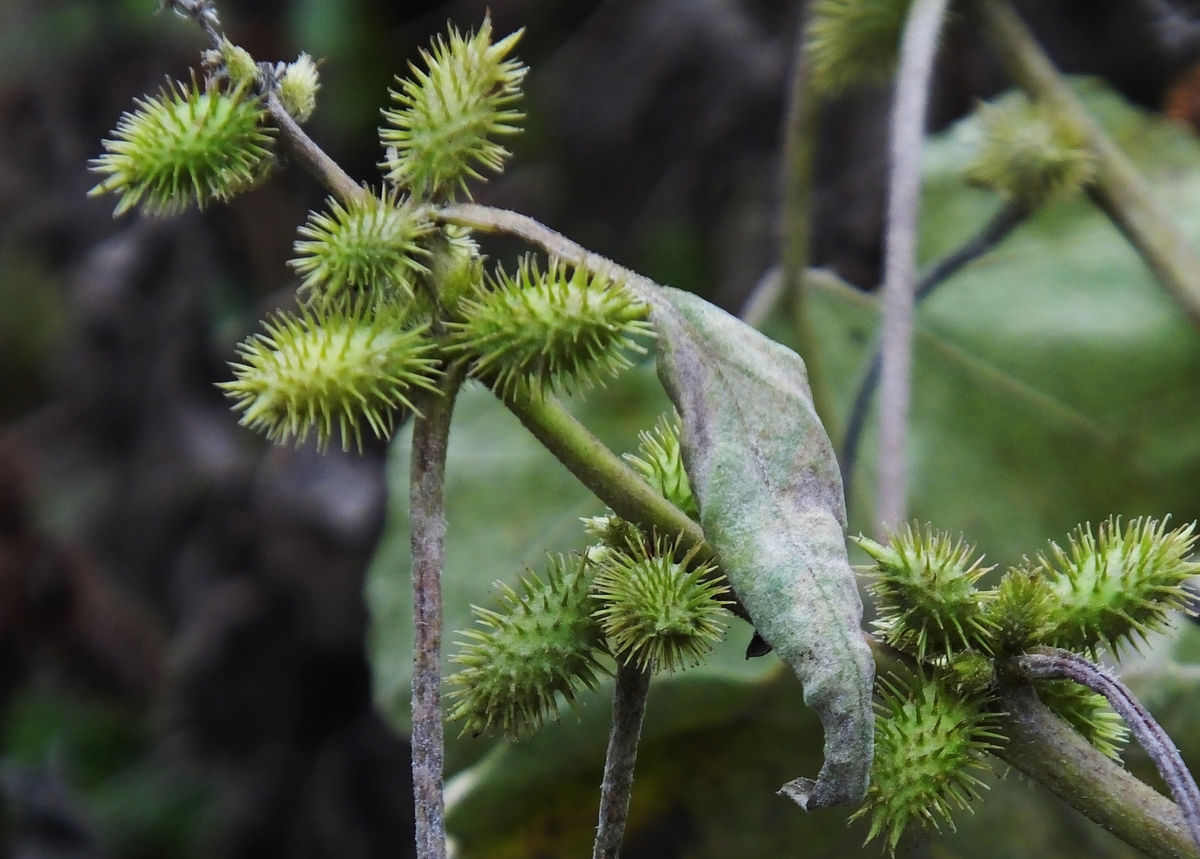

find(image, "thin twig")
[592,661,653,859]
[164,0,222,48]
[435,203,663,304]
[840,201,1026,493]
[876,0,951,534]
[971,0,1200,329]
[1016,647,1200,851]
[264,93,366,206]
[409,367,465,859]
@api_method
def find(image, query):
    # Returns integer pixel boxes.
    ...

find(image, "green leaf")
[650,286,874,809]
[804,80,1200,565]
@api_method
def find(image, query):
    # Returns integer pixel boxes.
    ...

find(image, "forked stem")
[1016,647,1200,851]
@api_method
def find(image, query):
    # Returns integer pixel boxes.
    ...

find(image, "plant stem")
[409,367,464,859]
[970,0,1200,328]
[243,74,754,625]
[592,661,653,859]
[502,392,704,550]
[174,0,368,208]
[778,4,831,422]
[994,682,1200,859]
[499,391,756,624]
[264,93,366,207]
[435,203,664,304]
[876,0,950,533]
[840,201,1026,492]
[1016,647,1200,851]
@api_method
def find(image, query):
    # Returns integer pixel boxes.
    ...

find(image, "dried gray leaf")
[649,286,875,809]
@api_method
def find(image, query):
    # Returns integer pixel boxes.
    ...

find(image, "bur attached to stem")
[852,675,1002,856]
[447,555,608,740]
[856,526,996,661]
[449,256,653,399]
[1036,516,1199,656]
[90,75,274,216]
[965,93,1096,206]
[380,17,526,200]
[290,190,433,309]
[623,413,699,521]
[278,53,320,123]
[219,306,442,451]
[1032,679,1128,761]
[591,538,730,674]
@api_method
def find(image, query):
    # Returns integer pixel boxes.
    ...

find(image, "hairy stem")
[264,94,366,206]
[971,0,1200,328]
[994,682,1199,858]
[435,203,664,304]
[1016,647,1200,851]
[592,661,653,859]
[840,201,1026,492]
[409,367,464,859]
[876,0,950,533]
[779,3,831,421]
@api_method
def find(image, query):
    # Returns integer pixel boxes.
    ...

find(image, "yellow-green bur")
[650,286,875,809]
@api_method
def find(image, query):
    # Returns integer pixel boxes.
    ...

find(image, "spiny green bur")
[290,192,433,307]
[965,93,1096,206]
[806,0,913,95]
[380,18,526,199]
[450,257,652,398]
[219,309,441,451]
[1033,679,1128,761]
[590,542,729,673]
[623,413,699,521]
[89,76,274,216]
[983,567,1054,655]
[856,527,996,661]
[1037,517,1198,655]
[447,556,608,740]
[851,676,1001,856]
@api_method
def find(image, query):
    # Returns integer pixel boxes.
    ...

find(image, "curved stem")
[592,662,653,859]
[1016,647,1200,851]
[435,203,664,305]
[876,0,951,533]
[409,367,465,859]
[993,681,1199,858]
